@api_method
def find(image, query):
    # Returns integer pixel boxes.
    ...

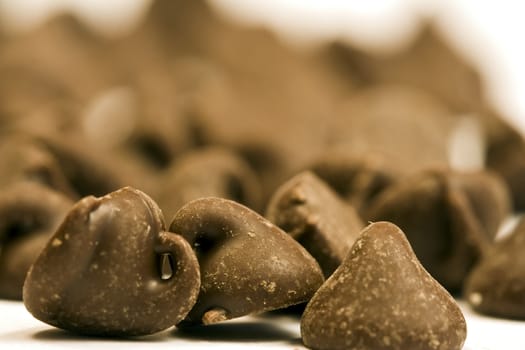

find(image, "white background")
[2,299,525,350]
[1,1,525,349]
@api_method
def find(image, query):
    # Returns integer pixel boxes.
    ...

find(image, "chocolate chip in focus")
[266,171,363,277]
[301,221,466,350]
[169,197,324,326]
[23,187,201,336]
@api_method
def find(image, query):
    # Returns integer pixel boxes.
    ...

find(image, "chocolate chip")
[448,170,510,240]
[322,23,482,113]
[0,182,73,299]
[0,134,75,196]
[465,217,525,319]
[485,114,525,211]
[366,169,489,292]
[267,171,363,277]
[23,187,201,336]
[308,152,397,215]
[301,221,467,350]
[169,197,324,326]
[329,86,455,175]
[158,147,262,219]
[38,136,126,198]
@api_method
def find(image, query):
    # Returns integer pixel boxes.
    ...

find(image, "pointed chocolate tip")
[301,221,466,350]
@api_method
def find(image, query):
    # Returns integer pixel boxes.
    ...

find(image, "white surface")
[0,299,524,350]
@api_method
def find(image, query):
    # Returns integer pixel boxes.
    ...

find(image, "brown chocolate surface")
[0,182,73,299]
[169,197,324,326]
[0,134,75,196]
[308,152,397,215]
[301,222,467,350]
[465,217,525,319]
[0,0,520,343]
[329,85,456,175]
[448,170,510,240]
[158,147,262,219]
[321,23,482,113]
[366,169,489,292]
[23,187,200,336]
[266,171,363,277]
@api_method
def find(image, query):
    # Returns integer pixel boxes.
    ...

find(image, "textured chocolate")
[465,218,525,319]
[159,147,262,219]
[23,187,200,336]
[366,169,489,292]
[266,171,363,277]
[169,197,324,326]
[0,182,73,299]
[301,222,467,350]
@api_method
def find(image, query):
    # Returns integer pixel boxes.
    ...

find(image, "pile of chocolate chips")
[2,0,525,348]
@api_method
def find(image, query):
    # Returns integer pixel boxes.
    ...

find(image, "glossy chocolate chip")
[23,187,200,336]
[465,218,525,319]
[266,171,363,277]
[301,222,467,350]
[0,182,73,299]
[366,169,489,292]
[158,147,262,219]
[169,197,324,326]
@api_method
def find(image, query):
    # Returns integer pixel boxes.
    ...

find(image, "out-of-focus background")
[1,0,524,132]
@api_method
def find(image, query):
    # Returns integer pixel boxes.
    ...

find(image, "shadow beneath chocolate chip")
[259,304,305,318]
[32,328,170,342]
[174,321,297,342]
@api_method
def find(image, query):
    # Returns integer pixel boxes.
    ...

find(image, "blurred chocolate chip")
[308,152,397,215]
[82,84,189,170]
[158,147,262,219]
[0,182,73,299]
[448,171,510,240]
[330,85,456,175]
[0,13,113,102]
[465,217,525,319]
[484,112,525,211]
[169,197,324,326]
[366,169,489,292]
[0,134,75,197]
[37,136,126,197]
[301,221,466,350]
[321,22,482,113]
[267,171,363,277]
[24,187,201,336]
